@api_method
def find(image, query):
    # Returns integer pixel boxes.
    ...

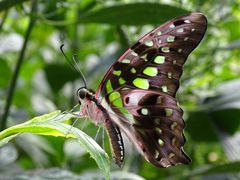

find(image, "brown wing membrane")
[96,13,207,167]
[120,89,191,167]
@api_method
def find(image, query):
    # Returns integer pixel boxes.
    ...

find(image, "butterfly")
[77,13,207,168]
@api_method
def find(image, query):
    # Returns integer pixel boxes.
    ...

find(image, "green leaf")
[188,161,240,177]
[0,111,110,179]
[44,64,79,93]
[200,79,240,134]
[202,79,240,111]
[186,111,219,142]
[221,19,240,41]
[211,109,240,134]
[0,0,29,12]
[79,3,189,25]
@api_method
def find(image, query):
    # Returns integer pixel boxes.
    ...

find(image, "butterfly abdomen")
[104,119,124,167]
[78,89,125,166]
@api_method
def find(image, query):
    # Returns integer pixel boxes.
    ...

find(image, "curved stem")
[116,26,130,49]
[0,0,37,131]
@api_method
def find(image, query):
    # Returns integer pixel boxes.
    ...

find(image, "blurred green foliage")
[0,0,240,179]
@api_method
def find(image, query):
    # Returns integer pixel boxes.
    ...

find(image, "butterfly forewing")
[95,13,207,167]
[97,13,207,98]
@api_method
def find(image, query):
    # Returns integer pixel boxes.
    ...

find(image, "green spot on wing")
[158,138,164,146]
[113,70,121,76]
[130,67,136,74]
[171,122,178,130]
[144,40,153,46]
[120,107,129,115]
[143,67,158,77]
[109,94,134,124]
[165,108,173,116]
[113,98,123,108]
[141,108,149,115]
[168,72,172,79]
[167,35,175,42]
[109,91,120,102]
[106,80,113,94]
[119,77,126,85]
[109,92,123,108]
[108,92,131,118]
[161,85,168,92]
[154,56,165,64]
[121,59,130,63]
[177,28,184,33]
[133,78,149,89]
[161,47,170,53]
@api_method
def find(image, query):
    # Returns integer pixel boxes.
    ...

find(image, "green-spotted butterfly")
[77,13,207,168]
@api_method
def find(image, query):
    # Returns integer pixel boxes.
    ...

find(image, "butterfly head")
[77,87,95,104]
[77,87,88,99]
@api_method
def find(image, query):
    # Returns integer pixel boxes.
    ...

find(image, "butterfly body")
[78,88,125,166]
[78,13,207,168]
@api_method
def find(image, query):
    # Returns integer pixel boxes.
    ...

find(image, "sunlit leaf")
[0,111,110,179]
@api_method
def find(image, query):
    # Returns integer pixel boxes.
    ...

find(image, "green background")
[0,0,240,179]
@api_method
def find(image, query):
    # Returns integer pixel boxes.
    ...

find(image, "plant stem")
[116,26,130,49]
[0,0,37,131]
[0,10,8,31]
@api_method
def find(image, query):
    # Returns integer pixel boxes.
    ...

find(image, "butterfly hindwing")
[95,13,207,167]
[119,89,190,167]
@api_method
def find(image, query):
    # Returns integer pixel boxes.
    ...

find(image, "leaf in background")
[0,144,18,167]
[203,79,240,111]
[15,134,56,166]
[186,111,219,142]
[79,0,97,15]
[211,109,240,135]
[218,39,240,50]
[221,19,240,41]
[187,161,240,177]
[44,64,79,93]
[78,3,189,25]
[111,171,145,180]
[202,79,240,134]
[187,79,240,140]
[0,0,28,12]
[0,168,88,180]
[43,0,66,22]
[0,111,110,179]
[0,168,145,180]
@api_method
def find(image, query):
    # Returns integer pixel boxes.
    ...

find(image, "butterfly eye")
[78,88,87,99]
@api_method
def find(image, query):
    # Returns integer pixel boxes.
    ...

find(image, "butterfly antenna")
[72,54,87,88]
[60,44,87,88]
